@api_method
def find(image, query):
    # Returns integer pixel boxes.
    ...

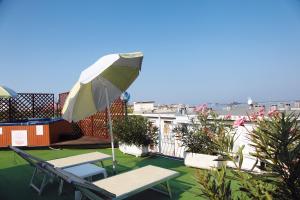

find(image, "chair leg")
[29,168,49,196]
[166,181,173,199]
[103,170,108,178]
[29,168,38,187]
[75,190,82,200]
[100,161,104,167]
[58,179,64,196]
[38,174,49,195]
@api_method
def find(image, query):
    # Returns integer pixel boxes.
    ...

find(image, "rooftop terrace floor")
[0,148,202,200]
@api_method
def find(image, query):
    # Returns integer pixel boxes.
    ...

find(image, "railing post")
[158,115,162,154]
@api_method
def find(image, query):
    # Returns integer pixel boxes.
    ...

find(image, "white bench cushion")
[48,152,111,168]
[93,165,179,198]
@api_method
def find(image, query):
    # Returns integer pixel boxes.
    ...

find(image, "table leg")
[58,179,64,196]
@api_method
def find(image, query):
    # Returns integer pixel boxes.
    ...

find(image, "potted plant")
[113,115,158,157]
[175,104,234,169]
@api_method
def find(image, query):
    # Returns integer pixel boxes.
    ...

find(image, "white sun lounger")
[10,146,111,195]
[58,165,180,200]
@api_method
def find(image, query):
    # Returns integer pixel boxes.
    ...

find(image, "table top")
[64,163,106,178]
[48,152,111,168]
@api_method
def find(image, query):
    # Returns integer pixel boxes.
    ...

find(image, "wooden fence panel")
[58,92,124,139]
[0,93,55,122]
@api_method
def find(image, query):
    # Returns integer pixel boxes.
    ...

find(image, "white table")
[58,163,107,195]
[64,163,108,179]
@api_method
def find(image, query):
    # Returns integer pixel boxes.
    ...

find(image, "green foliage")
[228,146,274,200]
[174,123,218,154]
[197,145,274,200]
[235,172,274,200]
[127,106,134,113]
[213,127,237,157]
[113,115,158,147]
[196,166,232,200]
[250,112,300,200]
[153,107,299,200]
[174,107,234,155]
[196,124,274,200]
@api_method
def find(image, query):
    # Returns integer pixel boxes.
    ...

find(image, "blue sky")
[0,0,300,104]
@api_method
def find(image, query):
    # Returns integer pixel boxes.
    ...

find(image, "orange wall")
[0,124,50,147]
[0,120,75,147]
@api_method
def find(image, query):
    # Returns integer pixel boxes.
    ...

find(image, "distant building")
[133,101,155,113]
[133,101,300,171]
[294,101,300,108]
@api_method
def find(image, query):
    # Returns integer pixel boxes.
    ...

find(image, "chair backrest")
[9,146,53,173]
[54,167,116,200]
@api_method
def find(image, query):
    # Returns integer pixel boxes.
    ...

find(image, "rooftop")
[136,101,300,118]
[133,101,155,104]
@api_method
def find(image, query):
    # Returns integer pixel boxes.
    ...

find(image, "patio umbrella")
[62,52,143,173]
[0,85,17,98]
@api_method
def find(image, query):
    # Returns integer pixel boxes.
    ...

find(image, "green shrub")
[250,112,300,200]
[196,165,232,200]
[113,115,158,147]
[198,111,300,200]
[196,142,274,200]
[174,104,234,155]
[195,107,276,200]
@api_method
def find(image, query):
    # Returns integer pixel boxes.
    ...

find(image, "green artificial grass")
[0,148,202,200]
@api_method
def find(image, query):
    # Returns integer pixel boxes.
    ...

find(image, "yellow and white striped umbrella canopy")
[0,86,17,98]
[62,52,143,122]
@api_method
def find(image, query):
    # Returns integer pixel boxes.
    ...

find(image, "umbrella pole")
[105,87,116,174]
